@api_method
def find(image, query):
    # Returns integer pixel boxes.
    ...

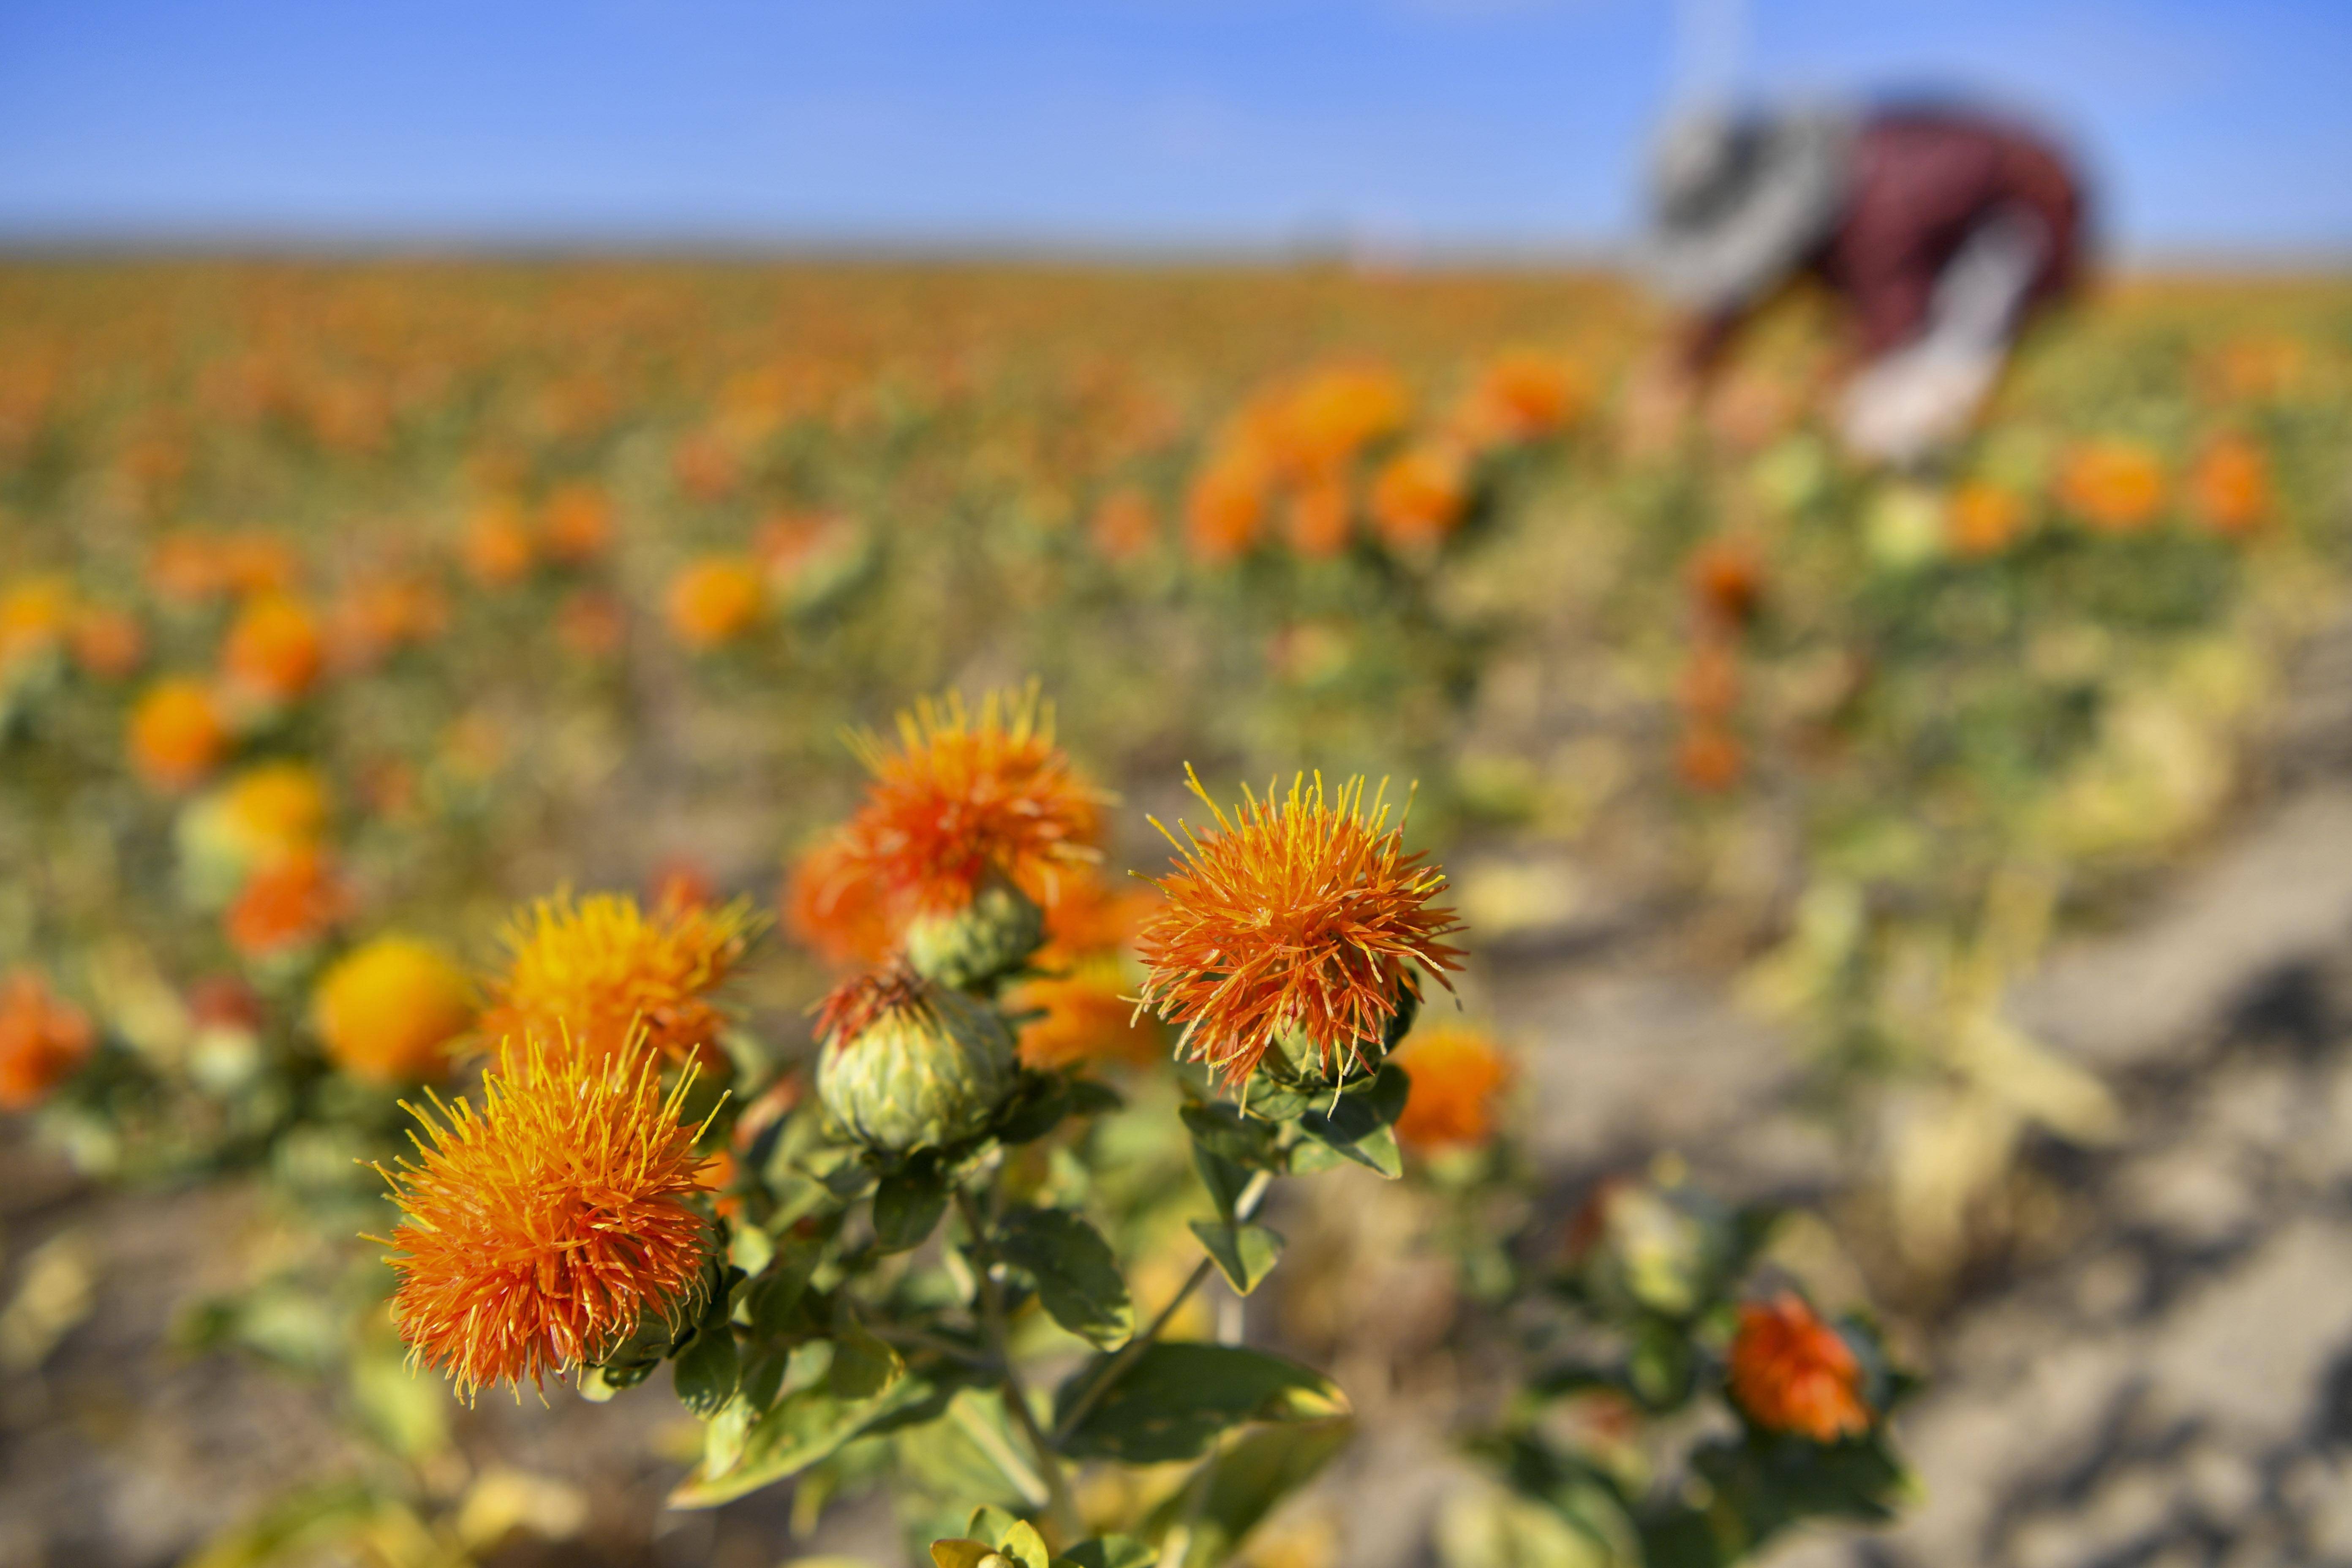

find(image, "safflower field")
[4,258,2352,1568]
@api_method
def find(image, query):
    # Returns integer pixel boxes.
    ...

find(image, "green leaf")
[1293,1064,1408,1178]
[1054,1342,1349,1463]
[826,1314,906,1401]
[668,1371,937,1508]
[748,1236,826,1339]
[1187,1220,1285,1295]
[1181,1102,1283,1170]
[996,1520,1052,1568]
[1191,1140,1254,1223]
[1146,1418,1354,1568]
[874,1167,950,1254]
[672,1317,741,1416]
[1058,1538,1155,1568]
[966,1507,1023,1547]
[996,1206,1133,1350]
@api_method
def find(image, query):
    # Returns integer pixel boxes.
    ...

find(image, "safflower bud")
[815,965,1020,1154]
[904,868,1045,990]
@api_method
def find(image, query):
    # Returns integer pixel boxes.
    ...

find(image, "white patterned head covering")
[1642,106,1856,312]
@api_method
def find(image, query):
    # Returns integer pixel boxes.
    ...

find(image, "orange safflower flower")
[1135,769,1462,1089]
[1185,455,1269,565]
[1369,444,1469,554]
[67,604,147,679]
[1461,350,1588,445]
[1010,961,1163,1071]
[1727,1292,1872,1442]
[226,849,350,958]
[672,430,740,502]
[222,593,325,701]
[784,834,899,969]
[2058,439,2166,532]
[463,498,538,587]
[2189,434,2270,538]
[128,677,228,791]
[540,482,614,564]
[834,686,1105,920]
[372,1042,713,1399]
[1947,481,2027,558]
[664,557,765,650]
[218,760,332,865]
[1089,487,1160,564]
[480,890,758,1072]
[148,532,297,604]
[1274,366,1412,476]
[330,575,447,670]
[1677,724,1743,793]
[314,936,474,1083]
[1285,474,1355,558]
[1686,538,1765,629]
[1391,1026,1512,1152]
[1040,868,1156,963]
[0,970,94,1111]
[0,576,73,671]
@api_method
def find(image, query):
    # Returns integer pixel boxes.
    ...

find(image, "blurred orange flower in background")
[1391,1025,1512,1152]
[1460,349,1588,446]
[0,969,94,1111]
[313,935,475,1083]
[128,676,229,790]
[222,592,326,701]
[67,604,147,679]
[1184,456,1268,565]
[1369,443,1469,554]
[0,576,73,671]
[664,557,765,650]
[1686,537,1765,630]
[1010,963,1162,1071]
[1947,480,2028,558]
[1727,1292,1871,1442]
[462,497,538,587]
[480,890,758,1072]
[785,834,900,969]
[227,849,350,958]
[1284,474,1355,558]
[540,482,615,564]
[2058,439,2167,532]
[2189,434,2270,537]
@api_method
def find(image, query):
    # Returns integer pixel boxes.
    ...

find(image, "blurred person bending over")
[1640,101,2088,465]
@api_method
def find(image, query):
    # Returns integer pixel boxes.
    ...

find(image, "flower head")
[833,686,1104,922]
[481,890,758,1071]
[1135,769,1462,1090]
[373,1043,713,1399]
[785,834,900,969]
[1010,961,1164,1072]
[1946,480,2028,558]
[222,593,325,701]
[1369,444,1470,554]
[0,970,94,1111]
[227,849,350,958]
[1391,1026,1512,1152]
[2190,434,2270,537]
[314,936,475,1083]
[2059,439,2167,532]
[128,677,228,791]
[1727,1292,1872,1443]
[664,556,766,650]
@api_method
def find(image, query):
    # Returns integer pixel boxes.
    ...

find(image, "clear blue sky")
[1,0,2345,257]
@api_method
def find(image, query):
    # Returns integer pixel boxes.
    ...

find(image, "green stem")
[1050,1166,1274,1445]
[957,1187,1083,1543]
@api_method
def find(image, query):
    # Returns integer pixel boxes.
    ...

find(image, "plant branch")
[957,1186,1083,1542]
[1051,1166,1274,1445]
